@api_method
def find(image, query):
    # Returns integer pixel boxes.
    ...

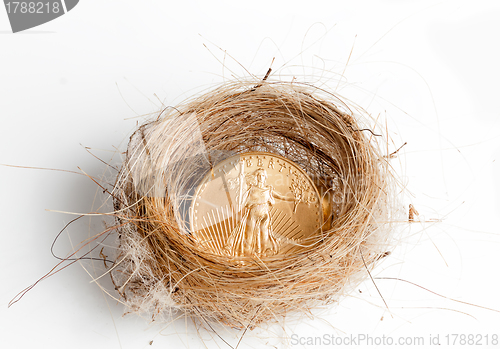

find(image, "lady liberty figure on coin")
[225,167,295,258]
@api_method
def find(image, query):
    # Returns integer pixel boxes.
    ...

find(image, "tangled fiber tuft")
[111,79,398,329]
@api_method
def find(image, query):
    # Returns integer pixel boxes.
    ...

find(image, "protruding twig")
[252,57,275,90]
[385,142,407,159]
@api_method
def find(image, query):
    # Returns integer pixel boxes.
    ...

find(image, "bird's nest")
[110,79,398,329]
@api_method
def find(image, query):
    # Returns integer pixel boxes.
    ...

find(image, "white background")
[1,1,499,348]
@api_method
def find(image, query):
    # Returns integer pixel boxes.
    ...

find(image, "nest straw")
[111,79,398,329]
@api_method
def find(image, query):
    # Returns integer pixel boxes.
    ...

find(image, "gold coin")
[190,152,322,259]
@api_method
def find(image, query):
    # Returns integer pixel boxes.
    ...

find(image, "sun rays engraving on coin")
[190,152,323,260]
